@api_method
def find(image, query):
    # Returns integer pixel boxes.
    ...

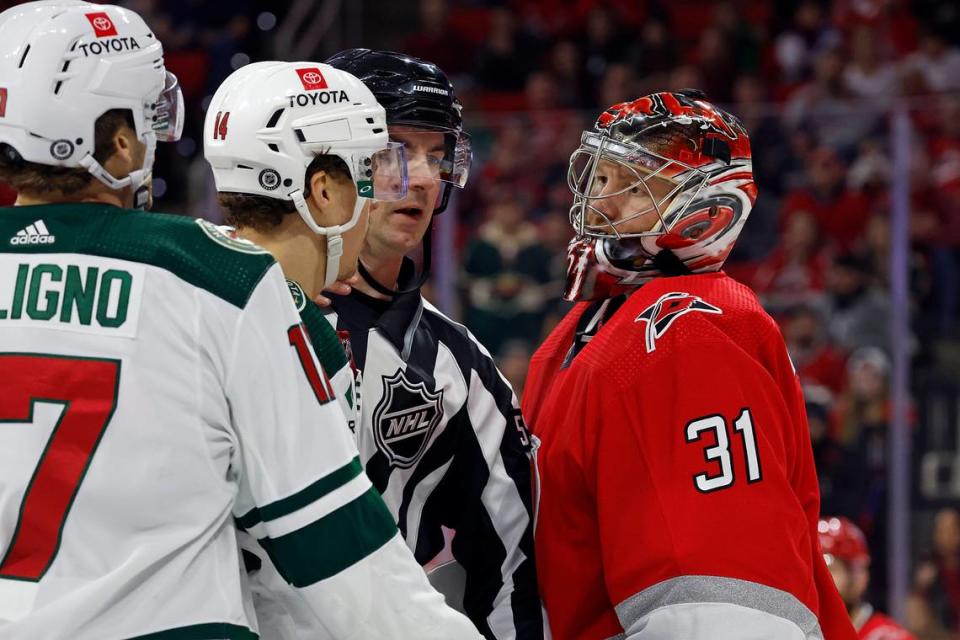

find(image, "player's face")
[826,556,868,612]
[586,158,675,235]
[365,126,443,259]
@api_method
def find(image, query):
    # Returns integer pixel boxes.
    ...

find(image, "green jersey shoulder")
[0,204,275,308]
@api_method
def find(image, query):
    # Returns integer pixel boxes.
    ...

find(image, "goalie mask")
[564,90,757,301]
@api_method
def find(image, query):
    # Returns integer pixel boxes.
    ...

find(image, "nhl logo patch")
[49,139,74,160]
[373,370,443,469]
[259,169,281,191]
[635,291,722,353]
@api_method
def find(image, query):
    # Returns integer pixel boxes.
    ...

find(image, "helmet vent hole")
[61,60,71,73]
[294,129,306,143]
[18,44,31,69]
[265,108,284,129]
[237,164,254,170]
[54,80,63,95]
[267,143,279,153]
[372,128,384,134]
[366,117,375,124]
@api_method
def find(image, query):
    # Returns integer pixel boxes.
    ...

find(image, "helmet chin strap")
[291,190,364,289]
[78,134,157,211]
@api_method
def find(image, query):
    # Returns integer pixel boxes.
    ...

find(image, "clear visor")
[354,141,409,202]
[153,71,184,142]
[567,131,701,239]
[392,127,472,188]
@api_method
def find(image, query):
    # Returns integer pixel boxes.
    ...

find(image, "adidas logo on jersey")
[10,220,56,246]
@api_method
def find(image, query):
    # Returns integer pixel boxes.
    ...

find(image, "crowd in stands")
[0,0,958,633]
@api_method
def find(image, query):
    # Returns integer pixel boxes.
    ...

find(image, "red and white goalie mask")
[564,90,758,301]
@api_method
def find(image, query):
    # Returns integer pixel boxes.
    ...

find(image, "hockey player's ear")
[306,170,335,210]
[103,125,141,177]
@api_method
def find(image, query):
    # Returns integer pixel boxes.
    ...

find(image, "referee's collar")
[332,258,425,359]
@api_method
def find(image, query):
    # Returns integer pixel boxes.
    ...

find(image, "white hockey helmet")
[204,61,407,288]
[0,1,183,207]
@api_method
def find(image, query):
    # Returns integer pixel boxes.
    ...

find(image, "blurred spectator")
[751,209,830,312]
[833,347,896,603]
[905,592,958,640]
[537,208,575,336]
[806,385,866,519]
[667,64,706,95]
[712,1,762,74]
[578,6,630,91]
[462,194,553,355]
[784,305,848,395]
[694,27,737,104]
[915,508,960,634]
[901,26,960,93]
[732,74,792,199]
[784,48,880,153]
[403,0,467,75]
[927,97,960,334]
[774,0,842,84]
[597,63,638,111]
[474,7,540,92]
[824,253,891,352]
[630,17,676,95]
[524,71,560,111]
[545,40,588,108]
[834,346,892,447]
[844,25,899,104]
[781,147,872,253]
[847,138,892,197]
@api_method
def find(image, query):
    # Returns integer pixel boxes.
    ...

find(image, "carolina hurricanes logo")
[85,12,118,37]
[635,291,722,352]
[296,68,328,91]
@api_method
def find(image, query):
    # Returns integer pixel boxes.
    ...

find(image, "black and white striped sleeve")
[434,321,545,640]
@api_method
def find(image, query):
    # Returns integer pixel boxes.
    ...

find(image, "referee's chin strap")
[358,218,433,297]
[291,190,363,289]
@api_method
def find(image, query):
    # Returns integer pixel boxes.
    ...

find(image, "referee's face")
[365,126,443,259]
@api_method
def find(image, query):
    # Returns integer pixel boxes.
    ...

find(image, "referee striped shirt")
[326,277,545,640]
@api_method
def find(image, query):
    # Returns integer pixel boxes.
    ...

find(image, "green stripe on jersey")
[298,293,349,382]
[0,205,275,308]
[260,486,397,587]
[127,622,258,639]
[236,456,363,529]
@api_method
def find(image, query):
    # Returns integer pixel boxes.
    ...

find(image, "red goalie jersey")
[523,272,857,640]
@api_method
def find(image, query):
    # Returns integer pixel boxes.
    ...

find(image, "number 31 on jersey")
[685,408,762,493]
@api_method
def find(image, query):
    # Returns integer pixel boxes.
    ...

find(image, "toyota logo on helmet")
[563,89,757,302]
[296,67,328,91]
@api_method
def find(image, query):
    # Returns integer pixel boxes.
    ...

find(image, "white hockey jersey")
[0,204,480,640]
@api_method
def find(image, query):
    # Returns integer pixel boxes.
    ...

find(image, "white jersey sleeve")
[226,267,481,640]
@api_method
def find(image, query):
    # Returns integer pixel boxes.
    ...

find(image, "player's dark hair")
[217,154,351,233]
[0,109,136,195]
